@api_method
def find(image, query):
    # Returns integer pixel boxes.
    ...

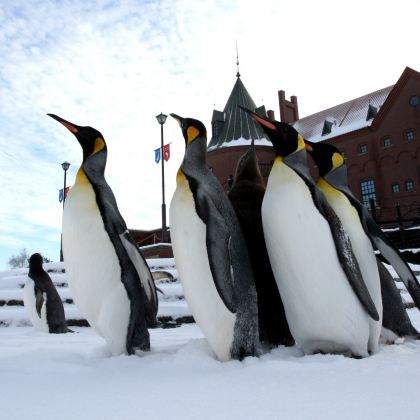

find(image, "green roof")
[208,77,269,149]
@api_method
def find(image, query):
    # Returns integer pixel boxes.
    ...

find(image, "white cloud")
[0,0,419,269]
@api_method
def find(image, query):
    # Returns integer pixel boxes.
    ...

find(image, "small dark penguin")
[170,114,260,361]
[228,140,294,347]
[23,253,71,333]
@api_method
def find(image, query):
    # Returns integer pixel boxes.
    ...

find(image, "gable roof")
[292,86,393,142]
[292,67,420,143]
[207,77,270,150]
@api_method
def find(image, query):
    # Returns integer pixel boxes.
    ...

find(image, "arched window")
[383,137,392,148]
[405,129,415,142]
[359,144,368,154]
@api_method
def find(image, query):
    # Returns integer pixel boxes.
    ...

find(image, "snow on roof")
[207,136,272,152]
[293,85,393,142]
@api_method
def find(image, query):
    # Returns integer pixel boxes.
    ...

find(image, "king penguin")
[228,140,294,347]
[241,107,379,357]
[305,140,420,341]
[47,114,158,355]
[304,140,382,353]
[169,114,260,361]
[23,253,71,333]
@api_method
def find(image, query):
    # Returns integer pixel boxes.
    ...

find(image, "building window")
[322,120,333,136]
[383,137,392,148]
[391,183,400,193]
[406,129,415,142]
[359,144,368,154]
[405,179,414,192]
[360,179,376,208]
[366,104,378,121]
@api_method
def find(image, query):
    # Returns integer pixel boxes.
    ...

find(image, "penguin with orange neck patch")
[305,140,420,341]
[169,114,260,361]
[47,114,158,356]
[240,107,379,357]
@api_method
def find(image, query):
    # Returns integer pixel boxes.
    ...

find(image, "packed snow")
[1,261,420,419]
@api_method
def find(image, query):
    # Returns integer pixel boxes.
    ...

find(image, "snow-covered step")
[0,258,193,328]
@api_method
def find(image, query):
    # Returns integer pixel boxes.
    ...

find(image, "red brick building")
[290,67,420,223]
[208,67,420,225]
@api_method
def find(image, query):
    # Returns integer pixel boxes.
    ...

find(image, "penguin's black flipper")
[320,197,380,321]
[120,231,159,326]
[336,186,420,310]
[377,258,419,337]
[35,287,44,319]
[200,192,236,314]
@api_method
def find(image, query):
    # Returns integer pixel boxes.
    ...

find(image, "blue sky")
[0,0,419,269]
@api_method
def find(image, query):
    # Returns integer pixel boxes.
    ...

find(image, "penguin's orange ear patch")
[187,126,200,143]
[93,137,105,155]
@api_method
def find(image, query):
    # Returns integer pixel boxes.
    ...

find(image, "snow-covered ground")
[1,314,420,420]
[1,261,420,419]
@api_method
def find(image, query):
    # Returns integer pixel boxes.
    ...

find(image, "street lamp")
[156,112,168,243]
[60,161,70,261]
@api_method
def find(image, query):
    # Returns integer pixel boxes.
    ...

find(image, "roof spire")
[236,41,241,78]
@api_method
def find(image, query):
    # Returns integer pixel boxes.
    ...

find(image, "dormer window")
[366,104,378,121]
[322,120,333,136]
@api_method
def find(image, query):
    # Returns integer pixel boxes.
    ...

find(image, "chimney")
[267,110,275,121]
[278,90,299,123]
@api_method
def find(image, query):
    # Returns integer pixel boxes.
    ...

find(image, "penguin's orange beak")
[238,106,276,130]
[47,114,79,134]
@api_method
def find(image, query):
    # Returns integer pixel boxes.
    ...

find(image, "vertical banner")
[59,187,71,203]
[163,143,170,161]
[154,147,161,163]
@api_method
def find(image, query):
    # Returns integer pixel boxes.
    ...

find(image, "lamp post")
[60,161,70,261]
[156,112,168,243]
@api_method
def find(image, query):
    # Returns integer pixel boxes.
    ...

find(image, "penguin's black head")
[28,253,43,270]
[234,139,263,185]
[239,107,305,157]
[305,140,345,177]
[47,114,106,162]
[170,113,207,146]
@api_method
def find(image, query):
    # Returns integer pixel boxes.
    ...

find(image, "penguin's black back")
[28,253,71,334]
[228,150,294,347]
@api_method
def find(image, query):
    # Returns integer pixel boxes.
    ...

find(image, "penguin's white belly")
[322,188,382,353]
[23,278,48,332]
[262,162,370,356]
[170,182,236,361]
[62,182,130,355]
